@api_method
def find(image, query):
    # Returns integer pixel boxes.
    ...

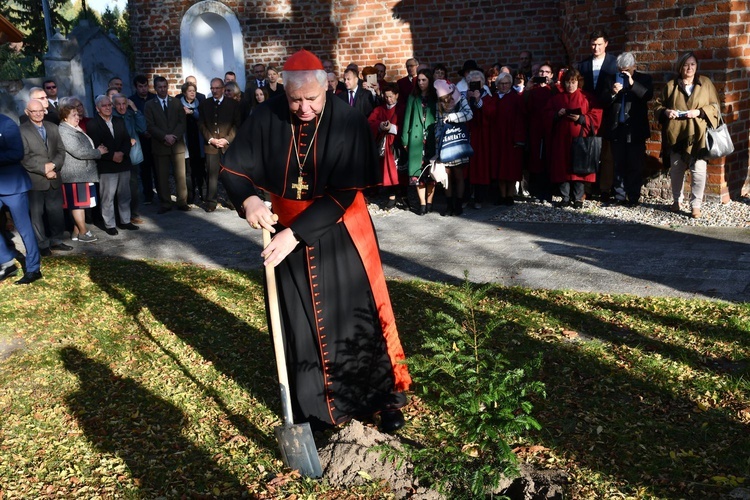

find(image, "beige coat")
[654,74,719,159]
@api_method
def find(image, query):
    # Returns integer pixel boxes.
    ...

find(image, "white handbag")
[706,115,734,159]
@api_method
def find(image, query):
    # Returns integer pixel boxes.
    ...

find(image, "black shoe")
[385,198,397,210]
[50,243,73,251]
[177,204,191,212]
[418,204,426,216]
[425,203,433,213]
[105,227,119,236]
[379,409,406,433]
[204,203,217,213]
[40,247,52,257]
[157,206,172,214]
[0,264,19,282]
[15,270,42,285]
[554,199,571,208]
[573,200,584,209]
[118,222,140,230]
[453,202,463,215]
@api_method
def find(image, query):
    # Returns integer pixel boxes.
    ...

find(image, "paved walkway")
[63,202,750,303]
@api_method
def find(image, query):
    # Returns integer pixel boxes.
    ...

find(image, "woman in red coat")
[465,70,495,208]
[546,68,602,209]
[491,72,526,205]
[525,63,556,203]
[368,83,405,209]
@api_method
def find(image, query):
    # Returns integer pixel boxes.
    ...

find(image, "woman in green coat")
[401,69,437,215]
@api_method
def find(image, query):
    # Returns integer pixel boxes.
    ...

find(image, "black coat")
[578,53,619,107]
[338,84,376,118]
[601,71,654,143]
[86,114,132,174]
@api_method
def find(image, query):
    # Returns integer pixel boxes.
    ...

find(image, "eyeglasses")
[45,85,56,89]
[28,109,45,113]
[99,103,113,108]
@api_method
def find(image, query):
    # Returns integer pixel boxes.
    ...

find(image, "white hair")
[617,52,636,69]
[467,70,485,86]
[94,94,112,107]
[284,70,327,92]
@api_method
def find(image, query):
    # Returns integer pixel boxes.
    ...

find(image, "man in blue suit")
[0,114,42,284]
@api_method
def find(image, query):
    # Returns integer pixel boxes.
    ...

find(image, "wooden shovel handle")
[263,228,295,426]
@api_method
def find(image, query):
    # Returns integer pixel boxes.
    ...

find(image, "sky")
[86,0,125,14]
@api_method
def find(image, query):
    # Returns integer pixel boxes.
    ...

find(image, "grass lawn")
[0,256,748,498]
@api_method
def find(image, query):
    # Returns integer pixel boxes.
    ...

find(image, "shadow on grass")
[87,257,279,452]
[388,281,750,498]
[59,346,245,496]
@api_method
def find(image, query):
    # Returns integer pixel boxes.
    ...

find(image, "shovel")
[263,228,323,478]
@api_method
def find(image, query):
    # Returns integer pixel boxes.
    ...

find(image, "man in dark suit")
[129,74,158,205]
[0,114,42,284]
[601,52,654,207]
[43,79,61,124]
[339,68,375,118]
[87,95,137,235]
[198,78,240,212]
[20,99,70,255]
[577,30,618,202]
[243,64,267,96]
[20,87,60,125]
[145,76,189,213]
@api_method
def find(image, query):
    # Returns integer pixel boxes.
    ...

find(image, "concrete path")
[64,202,750,303]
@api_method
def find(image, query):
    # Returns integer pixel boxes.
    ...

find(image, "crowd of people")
[1,31,723,285]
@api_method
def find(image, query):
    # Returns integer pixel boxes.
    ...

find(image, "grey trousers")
[28,187,65,249]
[100,171,131,228]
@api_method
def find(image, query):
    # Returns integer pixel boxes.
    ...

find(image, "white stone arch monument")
[180,1,245,96]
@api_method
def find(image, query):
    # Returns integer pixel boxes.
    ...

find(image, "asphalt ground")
[58,199,750,304]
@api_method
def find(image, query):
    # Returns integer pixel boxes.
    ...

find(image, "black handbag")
[570,116,601,175]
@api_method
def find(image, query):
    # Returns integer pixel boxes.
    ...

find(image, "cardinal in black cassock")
[219,50,411,432]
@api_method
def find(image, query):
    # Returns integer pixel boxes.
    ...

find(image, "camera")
[532,76,547,84]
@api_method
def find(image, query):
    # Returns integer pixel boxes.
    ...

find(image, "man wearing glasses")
[19,99,69,255]
[43,79,61,124]
[20,87,59,125]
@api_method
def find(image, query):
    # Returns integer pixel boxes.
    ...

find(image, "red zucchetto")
[283,49,324,71]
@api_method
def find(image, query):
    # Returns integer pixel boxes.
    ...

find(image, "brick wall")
[128,0,750,201]
[560,0,750,202]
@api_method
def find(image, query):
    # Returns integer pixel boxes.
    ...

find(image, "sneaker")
[78,231,98,243]
[71,233,79,241]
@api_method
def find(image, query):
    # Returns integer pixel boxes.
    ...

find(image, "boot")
[453,195,463,215]
[443,198,454,216]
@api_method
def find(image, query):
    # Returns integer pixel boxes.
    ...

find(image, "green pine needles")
[400,275,545,497]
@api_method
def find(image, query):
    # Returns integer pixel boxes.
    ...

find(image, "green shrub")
[399,276,545,497]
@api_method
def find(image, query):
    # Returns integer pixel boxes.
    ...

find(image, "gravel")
[367,194,750,228]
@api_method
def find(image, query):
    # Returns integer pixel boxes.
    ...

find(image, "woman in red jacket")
[546,68,602,209]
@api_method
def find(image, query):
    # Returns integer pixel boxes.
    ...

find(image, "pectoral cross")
[291,175,309,200]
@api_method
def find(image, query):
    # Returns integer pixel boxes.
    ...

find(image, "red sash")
[271,192,412,391]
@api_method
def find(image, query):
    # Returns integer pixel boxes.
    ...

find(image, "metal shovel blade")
[274,422,323,478]
[263,228,323,479]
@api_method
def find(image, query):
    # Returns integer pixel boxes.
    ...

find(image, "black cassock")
[220,94,411,431]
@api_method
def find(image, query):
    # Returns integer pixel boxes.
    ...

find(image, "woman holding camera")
[654,51,719,219]
[401,68,437,215]
[491,72,526,206]
[465,70,495,208]
[545,68,601,209]
[525,63,556,203]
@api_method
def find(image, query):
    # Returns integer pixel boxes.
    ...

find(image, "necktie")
[215,98,220,105]
[349,91,354,106]
[38,125,47,145]
[258,80,264,88]
[162,99,168,117]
